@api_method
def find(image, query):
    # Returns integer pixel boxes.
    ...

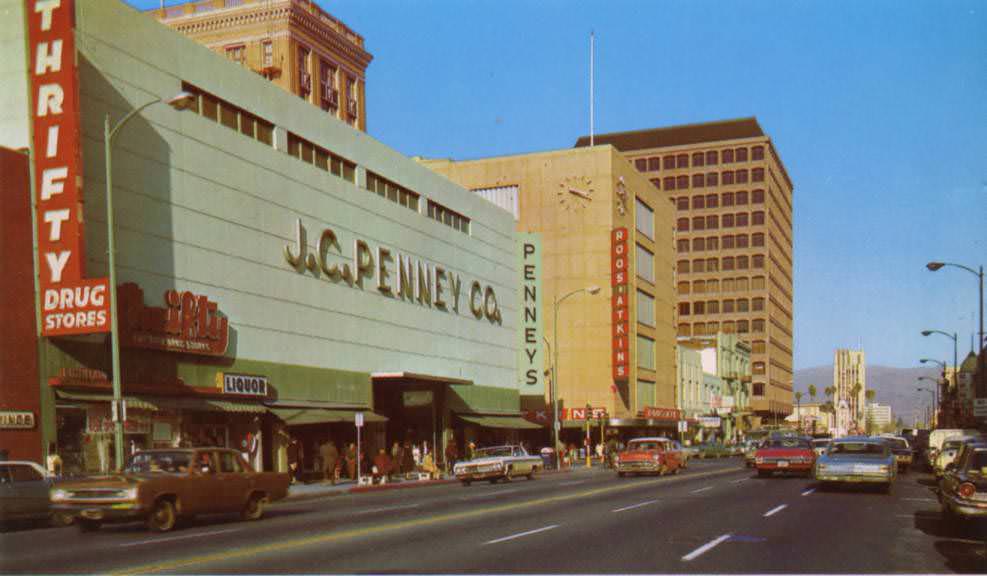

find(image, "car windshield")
[629,441,665,451]
[763,439,811,449]
[812,440,830,448]
[942,441,963,451]
[969,451,987,471]
[886,438,908,450]
[475,447,514,458]
[127,452,192,474]
[830,442,886,457]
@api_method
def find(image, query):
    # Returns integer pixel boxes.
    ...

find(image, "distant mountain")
[793,365,941,426]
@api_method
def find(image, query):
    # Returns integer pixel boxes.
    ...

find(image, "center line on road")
[462,488,521,500]
[731,478,748,484]
[681,533,732,561]
[560,480,586,486]
[612,499,658,513]
[354,503,421,515]
[801,488,816,496]
[484,524,559,545]
[763,504,787,517]
[691,486,713,494]
[119,528,242,548]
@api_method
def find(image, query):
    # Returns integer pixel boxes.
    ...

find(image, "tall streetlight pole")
[921,330,958,384]
[917,374,941,428]
[926,261,984,354]
[552,285,600,469]
[106,92,195,471]
[916,387,935,428]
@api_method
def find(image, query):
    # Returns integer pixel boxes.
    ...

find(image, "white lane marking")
[354,503,421,515]
[559,480,586,486]
[801,488,816,496]
[903,498,937,503]
[462,487,521,500]
[763,504,787,517]
[484,524,559,545]
[612,499,658,513]
[731,478,748,484]
[681,533,732,561]
[896,514,915,519]
[690,486,713,494]
[119,528,242,548]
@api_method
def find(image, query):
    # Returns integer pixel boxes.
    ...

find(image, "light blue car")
[813,436,897,494]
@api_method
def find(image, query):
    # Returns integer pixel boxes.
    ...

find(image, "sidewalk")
[284,461,606,501]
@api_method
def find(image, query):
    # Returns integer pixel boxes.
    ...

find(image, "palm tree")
[808,384,817,404]
[851,383,863,425]
[794,392,803,432]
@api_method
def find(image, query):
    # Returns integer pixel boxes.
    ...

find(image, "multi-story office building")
[424,147,678,437]
[576,118,794,425]
[151,0,372,131]
[833,349,866,434]
[865,403,893,429]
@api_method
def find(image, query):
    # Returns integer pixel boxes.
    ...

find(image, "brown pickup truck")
[51,448,290,533]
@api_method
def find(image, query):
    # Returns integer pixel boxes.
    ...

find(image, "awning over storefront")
[54,390,159,411]
[270,408,387,426]
[457,414,542,430]
[372,372,473,386]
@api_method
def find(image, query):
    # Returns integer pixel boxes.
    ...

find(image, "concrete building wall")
[423,146,676,418]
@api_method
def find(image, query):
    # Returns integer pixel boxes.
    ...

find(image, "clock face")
[557,176,594,210]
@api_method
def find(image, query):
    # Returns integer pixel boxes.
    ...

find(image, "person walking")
[444,438,458,475]
[320,439,339,484]
[345,443,357,480]
[401,440,415,475]
[46,443,63,477]
[286,435,301,484]
[372,448,392,484]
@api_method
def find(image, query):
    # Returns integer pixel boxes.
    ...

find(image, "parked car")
[934,437,983,478]
[814,436,897,493]
[754,437,815,477]
[50,448,290,533]
[744,441,762,468]
[928,429,981,470]
[879,435,913,473]
[0,461,53,528]
[453,445,541,486]
[937,439,987,521]
[811,439,831,458]
[615,437,684,477]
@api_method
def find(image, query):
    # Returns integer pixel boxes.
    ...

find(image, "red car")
[616,437,684,477]
[754,437,815,477]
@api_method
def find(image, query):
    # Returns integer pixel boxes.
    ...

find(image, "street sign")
[677,420,688,433]
[355,412,364,427]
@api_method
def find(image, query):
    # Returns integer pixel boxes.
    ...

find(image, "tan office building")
[425,146,677,430]
[151,0,371,131]
[576,118,794,424]
[833,349,866,434]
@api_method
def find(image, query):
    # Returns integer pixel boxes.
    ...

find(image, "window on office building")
[706,258,719,272]
[753,211,765,226]
[752,189,765,203]
[737,277,750,292]
[677,217,689,232]
[637,290,655,327]
[752,297,765,311]
[706,236,719,250]
[722,256,735,271]
[753,382,765,396]
[678,281,690,295]
[753,254,765,269]
[752,340,766,354]
[677,260,690,274]
[706,150,718,165]
[692,259,706,273]
[637,244,655,283]
[706,215,719,229]
[677,239,690,253]
[707,300,720,314]
[692,152,705,167]
[693,174,705,188]
[648,157,660,172]
[736,147,748,162]
[752,319,765,333]
[722,235,735,250]
[722,149,734,163]
[678,323,691,337]
[736,190,749,205]
[636,198,654,240]
[663,155,676,170]
[693,280,706,294]
[678,302,690,316]
[677,175,689,189]
[692,216,705,231]
[722,192,734,206]
[692,195,705,210]
[736,234,749,249]
[664,177,676,191]
[677,154,689,169]
[692,237,705,252]
[693,301,706,315]
[752,146,765,160]
[637,380,656,408]
[737,255,749,270]
[677,197,689,211]
[737,298,750,312]
[706,172,719,187]
[635,158,648,172]
[736,169,749,184]
[752,168,765,183]
[722,171,735,185]
[707,279,719,293]
[723,214,735,228]
[752,276,766,289]
[637,335,655,369]
[752,233,765,247]
[705,193,719,208]
[723,299,735,313]
[736,213,749,227]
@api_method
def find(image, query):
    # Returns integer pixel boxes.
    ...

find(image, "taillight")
[957,482,976,498]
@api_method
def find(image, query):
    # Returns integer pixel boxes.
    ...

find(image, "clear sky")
[132,0,986,370]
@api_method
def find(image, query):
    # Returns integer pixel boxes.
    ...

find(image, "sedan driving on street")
[814,437,896,493]
[615,437,684,477]
[454,445,541,486]
[754,437,815,477]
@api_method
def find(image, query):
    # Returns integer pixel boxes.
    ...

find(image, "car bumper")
[52,502,145,522]
[616,461,661,473]
[455,470,504,481]
[815,474,892,484]
[942,494,987,518]
[757,462,813,471]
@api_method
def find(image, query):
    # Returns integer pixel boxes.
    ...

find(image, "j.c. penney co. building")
[0,0,538,473]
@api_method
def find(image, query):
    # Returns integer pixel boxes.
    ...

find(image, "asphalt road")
[1,459,984,574]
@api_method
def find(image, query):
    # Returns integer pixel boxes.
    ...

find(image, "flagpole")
[589,31,595,146]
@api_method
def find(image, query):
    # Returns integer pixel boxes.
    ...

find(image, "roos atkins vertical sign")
[26,0,110,336]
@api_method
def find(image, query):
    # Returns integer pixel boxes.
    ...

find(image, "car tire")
[617,471,625,478]
[881,482,893,495]
[461,480,471,487]
[757,469,770,478]
[147,498,178,532]
[673,465,681,475]
[527,467,537,480]
[505,467,514,482]
[51,511,74,527]
[77,518,102,533]
[241,494,265,522]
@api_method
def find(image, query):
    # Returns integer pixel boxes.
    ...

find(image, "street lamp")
[106,92,195,471]
[921,330,958,387]
[552,285,600,469]
[916,387,935,428]
[926,261,984,354]
[917,375,940,428]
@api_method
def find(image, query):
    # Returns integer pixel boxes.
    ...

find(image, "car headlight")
[122,486,138,500]
[50,488,69,502]
[755,457,764,464]
[816,464,828,471]
[877,465,890,473]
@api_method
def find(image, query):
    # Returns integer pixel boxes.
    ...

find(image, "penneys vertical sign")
[27,0,110,336]
[517,233,543,394]
[611,228,629,381]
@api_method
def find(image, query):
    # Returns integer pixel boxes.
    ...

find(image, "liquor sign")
[611,227,629,381]
[27,0,111,336]
[0,411,36,429]
[219,373,268,397]
[643,406,681,421]
[119,283,229,356]
[517,234,543,394]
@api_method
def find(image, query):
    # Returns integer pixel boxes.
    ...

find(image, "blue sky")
[133,0,986,370]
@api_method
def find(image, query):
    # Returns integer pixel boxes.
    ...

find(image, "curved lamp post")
[917,374,941,428]
[552,285,600,469]
[926,261,983,354]
[916,387,935,428]
[106,92,195,471]
[921,330,958,386]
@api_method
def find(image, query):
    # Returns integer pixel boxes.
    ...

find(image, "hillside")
[793,365,942,426]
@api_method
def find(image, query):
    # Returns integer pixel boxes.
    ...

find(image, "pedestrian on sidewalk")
[401,440,414,475]
[321,439,339,484]
[444,438,458,475]
[345,443,357,480]
[286,435,301,484]
[372,448,392,484]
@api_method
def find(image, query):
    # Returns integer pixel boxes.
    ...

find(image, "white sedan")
[454,446,542,486]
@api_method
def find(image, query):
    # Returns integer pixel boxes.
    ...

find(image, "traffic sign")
[355,412,364,427]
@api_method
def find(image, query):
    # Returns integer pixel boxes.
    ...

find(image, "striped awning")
[54,390,160,411]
